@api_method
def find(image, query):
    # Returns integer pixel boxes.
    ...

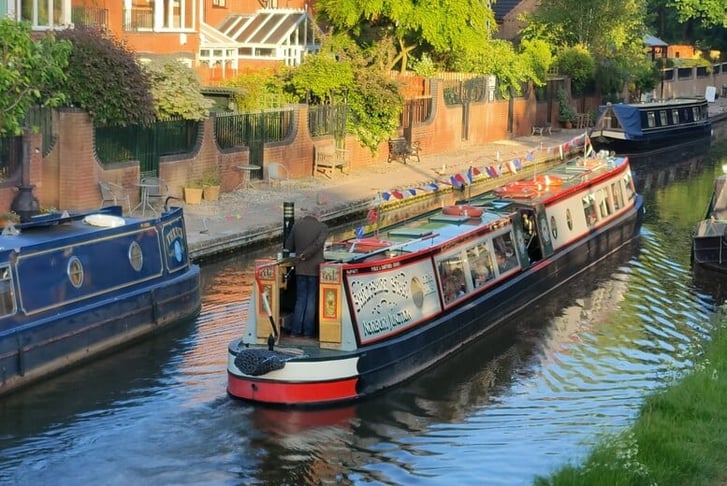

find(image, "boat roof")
[327,155,629,263]
[596,98,708,137]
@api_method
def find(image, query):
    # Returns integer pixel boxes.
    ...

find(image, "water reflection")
[1,144,727,485]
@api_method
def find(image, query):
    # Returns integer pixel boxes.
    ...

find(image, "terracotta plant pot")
[203,185,220,201]
[184,187,203,204]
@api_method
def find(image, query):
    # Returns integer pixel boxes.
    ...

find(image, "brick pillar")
[56,109,98,210]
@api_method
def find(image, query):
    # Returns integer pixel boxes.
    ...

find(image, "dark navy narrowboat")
[590,98,712,155]
[692,173,727,278]
[227,151,644,407]
[0,205,201,396]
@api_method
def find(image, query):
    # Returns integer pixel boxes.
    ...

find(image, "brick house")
[1,0,321,84]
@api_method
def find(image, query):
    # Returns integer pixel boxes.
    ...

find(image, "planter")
[184,187,203,205]
[203,185,220,201]
[563,121,573,129]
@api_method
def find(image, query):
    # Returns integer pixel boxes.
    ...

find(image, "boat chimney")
[10,128,40,223]
[282,201,294,257]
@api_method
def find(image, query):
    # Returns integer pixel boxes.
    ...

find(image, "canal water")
[1,141,726,485]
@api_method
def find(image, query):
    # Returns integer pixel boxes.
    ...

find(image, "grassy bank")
[535,309,727,486]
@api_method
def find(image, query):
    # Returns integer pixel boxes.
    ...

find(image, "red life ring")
[442,205,484,217]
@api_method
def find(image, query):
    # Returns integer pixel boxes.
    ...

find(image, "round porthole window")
[550,215,558,239]
[67,257,84,288]
[129,241,143,271]
[566,209,573,231]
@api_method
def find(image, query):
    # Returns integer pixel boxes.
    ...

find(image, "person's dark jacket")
[285,215,328,276]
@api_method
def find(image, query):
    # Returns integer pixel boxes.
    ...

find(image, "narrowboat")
[0,205,201,396]
[692,173,727,278]
[227,152,644,407]
[590,98,712,154]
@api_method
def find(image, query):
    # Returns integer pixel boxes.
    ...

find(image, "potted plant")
[558,89,577,129]
[183,180,204,204]
[202,169,221,201]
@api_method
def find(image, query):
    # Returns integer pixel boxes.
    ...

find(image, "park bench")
[314,145,350,178]
[531,125,552,136]
[387,137,421,164]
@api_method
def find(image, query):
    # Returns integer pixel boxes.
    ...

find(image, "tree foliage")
[0,19,70,135]
[666,0,727,28]
[223,67,288,112]
[315,0,496,72]
[279,51,354,104]
[50,26,155,126]
[521,0,647,57]
[555,45,595,95]
[143,58,213,120]
[452,40,531,98]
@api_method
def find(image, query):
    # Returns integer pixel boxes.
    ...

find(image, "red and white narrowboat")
[227,153,644,407]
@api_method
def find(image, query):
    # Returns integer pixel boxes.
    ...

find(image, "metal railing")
[214,110,294,149]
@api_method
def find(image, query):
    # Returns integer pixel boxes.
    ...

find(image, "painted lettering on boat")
[165,226,184,252]
[348,260,443,343]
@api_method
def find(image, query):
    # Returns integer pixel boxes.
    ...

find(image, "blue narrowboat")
[0,205,201,395]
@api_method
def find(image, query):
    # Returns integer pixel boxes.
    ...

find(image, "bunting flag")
[472,166,481,177]
[382,192,391,201]
[450,175,465,190]
[489,166,500,177]
[408,188,417,197]
[455,173,467,186]
[513,158,523,170]
[507,160,518,174]
[427,182,439,191]
[355,226,365,239]
[366,208,378,224]
[526,150,534,162]
[391,190,404,199]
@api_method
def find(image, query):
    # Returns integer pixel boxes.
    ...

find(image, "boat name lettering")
[369,261,400,272]
[350,272,409,313]
[361,309,413,337]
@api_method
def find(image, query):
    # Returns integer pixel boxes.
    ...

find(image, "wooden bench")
[314,146,349,178]
[531,125,552,136]
[387,138,421,164]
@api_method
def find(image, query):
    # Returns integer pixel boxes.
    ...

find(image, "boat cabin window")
[659,110,668,126]
[0,266,15,316]
[611,182,624,210]
[672,109,680,124]
[598,188,612,218]
[437,255,467,305]
[493,233,517,274]
[566,209,574,231]
[647,112,656,128]
[466,243,495,288]
[582,194,598,226]
[692,107,701,121]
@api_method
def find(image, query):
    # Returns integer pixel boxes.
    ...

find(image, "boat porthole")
[566,209,573,231]
[67,257,84,288]
[173,239,184,263]
[129,241,143,271]
[411,277,424,308]
[550,216,558,239]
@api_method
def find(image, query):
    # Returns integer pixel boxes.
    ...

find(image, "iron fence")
[95,118,199,174]
[308,104,348,138]
[0,136,23,187]
[400,98,432,128]
[214,110,294,149]
[24,106,54,157]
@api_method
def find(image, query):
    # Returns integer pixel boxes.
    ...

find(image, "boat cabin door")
[534,204,554,258]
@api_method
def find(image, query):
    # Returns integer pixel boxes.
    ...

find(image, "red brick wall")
[6,80,602,213]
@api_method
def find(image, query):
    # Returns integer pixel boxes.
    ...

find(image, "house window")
[212,0,226,6]
[20,0,70,28]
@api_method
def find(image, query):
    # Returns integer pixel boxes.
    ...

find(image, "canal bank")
[184,98,727,261]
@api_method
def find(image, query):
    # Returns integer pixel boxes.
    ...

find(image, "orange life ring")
[349,237,393,252]
[532,174,563,187]
[494,181,540,199]
[442,205,484,217]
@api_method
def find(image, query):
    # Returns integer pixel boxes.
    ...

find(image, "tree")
[280,51,354,104]
[50,26,155,126]
[521,0,648,57]
[143,59,213,120]
[0,19,70,136]
[555,45,595,96]
[666,0,727,29]
[315,0,496,72]
[452,40,532,98]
